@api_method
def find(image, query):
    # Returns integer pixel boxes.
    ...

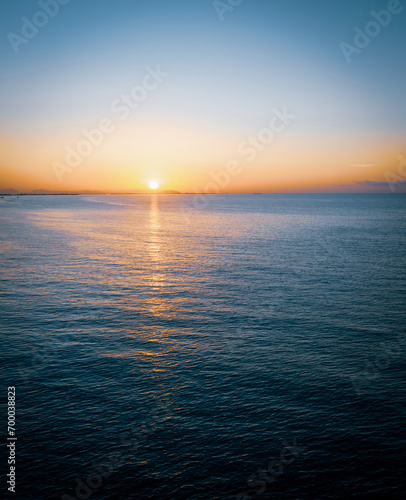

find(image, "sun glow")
[149,181,159,190]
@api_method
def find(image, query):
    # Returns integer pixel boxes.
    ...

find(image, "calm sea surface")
[0,194,405,499]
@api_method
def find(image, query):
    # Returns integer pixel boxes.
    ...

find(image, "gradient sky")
[0,0,405,192]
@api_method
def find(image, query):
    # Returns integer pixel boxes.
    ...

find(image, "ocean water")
[0,194,405,500]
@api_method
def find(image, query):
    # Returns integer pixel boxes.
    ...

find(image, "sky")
[0,0,405,193]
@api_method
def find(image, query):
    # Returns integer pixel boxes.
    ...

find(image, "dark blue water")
[1,194,405,499]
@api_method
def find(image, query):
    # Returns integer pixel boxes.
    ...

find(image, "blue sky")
[1,0,405,192]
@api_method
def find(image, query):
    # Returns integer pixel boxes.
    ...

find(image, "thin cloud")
[350,164,377,168]
[354,180,406,187]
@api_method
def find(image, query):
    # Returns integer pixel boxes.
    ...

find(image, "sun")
[149,181,159,190]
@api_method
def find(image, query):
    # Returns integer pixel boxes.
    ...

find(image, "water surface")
[1,194,405,499]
